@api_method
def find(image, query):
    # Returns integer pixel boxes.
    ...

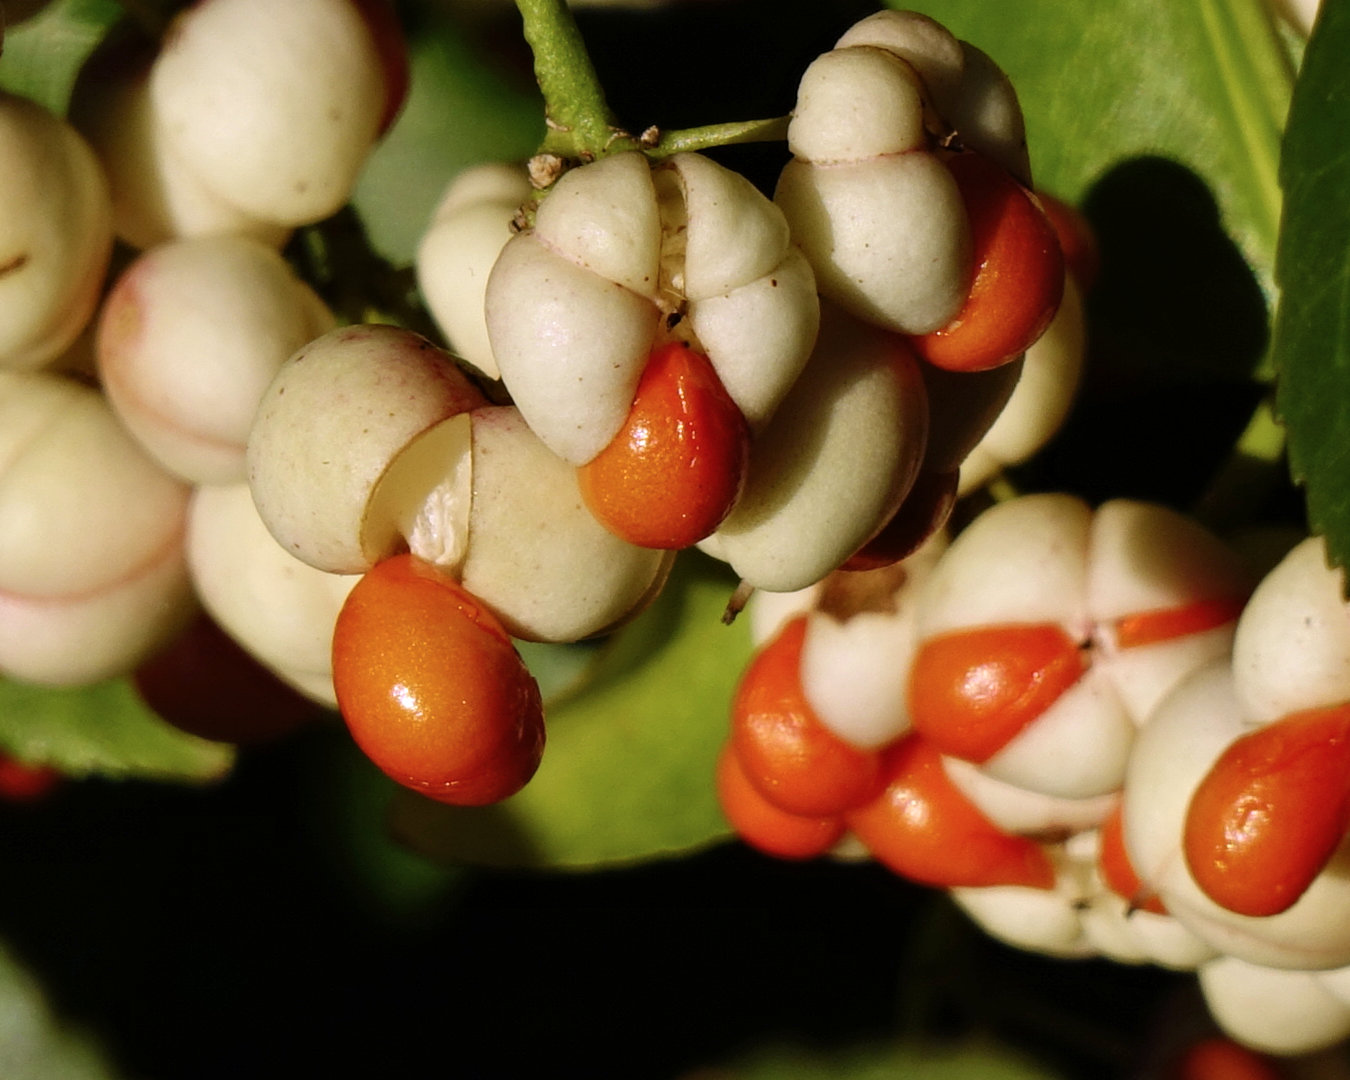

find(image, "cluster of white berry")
[0,0,404,704]
[9,0,1344,1061]
[728,499,1350,1057]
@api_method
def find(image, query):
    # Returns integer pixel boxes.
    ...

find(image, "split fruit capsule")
[907,494,1253,800]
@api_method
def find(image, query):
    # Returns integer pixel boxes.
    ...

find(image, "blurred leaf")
[352,3,542,264]
[897,0,1293,298]
[0,676,234,783]
[0,0,120,112]
[389,553,748,868]
[0,938,126,1080]
[1272,0,1350,575]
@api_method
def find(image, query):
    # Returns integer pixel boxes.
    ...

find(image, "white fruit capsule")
[0,371,194,685]
[1231,535,1350,725]
[796,537,946,749]
[0,371,191,599]
[247,325,487,574]
[485,230,660,465]
[417,163,533,380]
[188,483,357,707]
[942,756,1115,836]
[950,855,1096,960]
[1200,955,1350,1056]
[486,150,819,465]
[785,46,930,163]
[98,235,335,484]
[699,305,927,593]
[775,151,970,335]
[0,548,195,687]
[0,91,113,370]
[69,27,292,250]
[457,406,672,642]
[150,0,396,226]
[833,10,1030,182]
[914,495,1249,799]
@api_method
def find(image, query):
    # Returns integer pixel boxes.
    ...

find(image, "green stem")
[648,116,792,158]
[514,0,638,160]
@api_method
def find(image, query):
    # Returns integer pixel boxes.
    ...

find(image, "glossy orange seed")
[908,623,1087,763]
[578,341,750,550]
[730,615,885,817]
[332,553,544,806]
[1113,596,1246,650]
[716,742,846,861]
[846,734,1056,889]
[910,152,1066,373]
[1183,702,1350,917]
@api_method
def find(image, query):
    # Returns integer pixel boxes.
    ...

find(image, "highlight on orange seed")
[578,341,750,550]
[331,553,544,807]
[908,622,1087,763]
[1183,702,1350,918]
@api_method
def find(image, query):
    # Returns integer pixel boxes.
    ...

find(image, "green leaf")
[896,0,1293,296]
[0,0,121,113]
[0,676,234,783]
[1272,0,1350,574]
[387,553,749,869]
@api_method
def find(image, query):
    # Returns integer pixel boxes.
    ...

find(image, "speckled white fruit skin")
[188,483,356,707]
[775,151,969,336]
[1200,955,1350,1056]
[1124,660,1350,971]
[1231,536,1350,726]
[0,371,192,599]
[959,275,1085,494]
[457,405,672,642]
[698,305,927,593]
[797,536,946,749]
[97,235,335,484]
[68,29,291,251]
[417,163,533,380]
[0,544,195,687]
[784,46,930,163]
[150,0,389,226]
[0,91,113,370]
[487,151,819,464]
[246,325,487,574]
